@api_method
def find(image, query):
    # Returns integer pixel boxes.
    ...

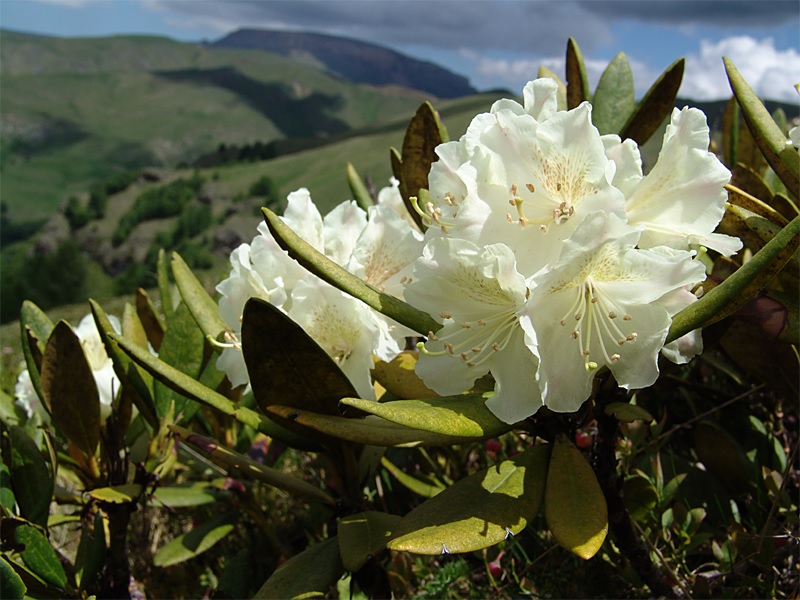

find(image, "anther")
[477,319,486,326]
[626,333,638,341]
[611,353,620,361]
[608,311,617,319]
[460,352,470,361]
[526,183,535,193]
[427,331,439,341]
[444,342,455,354]
[511,184,518,196]
[572,331,579,339]
[440,312,452,319]
[471,346,481,353]
[623,314,632,321]
[491,343,501,351]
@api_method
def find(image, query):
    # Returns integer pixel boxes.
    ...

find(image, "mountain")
[211,29,477,99]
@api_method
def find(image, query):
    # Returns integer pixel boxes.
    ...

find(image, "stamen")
[526,183,535,193]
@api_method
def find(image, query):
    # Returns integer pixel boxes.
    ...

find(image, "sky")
[2,0,799,102]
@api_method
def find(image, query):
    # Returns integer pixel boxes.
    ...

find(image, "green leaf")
[153,511,238,567]
[388,443,550,554]
[346,162,374,211]
[591,52,635,135]
[40,321,101,459]
[110,332,304,445]
[261,207,438,336]
[9,522,68,590]
[255,537,343,599]
[566,37,591,109]
[338,511,402,572]
[667,212,800,342]
[381,455,445,498]
[694,421,753,492]
[0,556,26,599]
[341,394,514,439]
[242,297,359,417]
[544,434,607,559]
[157,248,174,320]
[135,288,165,353]
[724,57,800,192]
[170,425,336,506]
[620,58,684,145]
[18,301,54,414]
[537,65,567,111]
[86,483,143,504]
[603,402,654,423]
[75,510,105,590]
[0,463,16,513]
[148,481,226,508]
[171,251,227,342]
[154,302,205,421]
[7,426,52,529]
[266,405,481,447]
[623,475,659,522]
[90,300,158,429]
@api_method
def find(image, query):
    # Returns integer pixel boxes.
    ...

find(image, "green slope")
[0,31,434,221]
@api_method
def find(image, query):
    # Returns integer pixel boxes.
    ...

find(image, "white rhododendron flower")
[215,182,421,396]
[604,107,741,256]
[15,368,48,423]
[521,212,706,413]
[404,237,540,423]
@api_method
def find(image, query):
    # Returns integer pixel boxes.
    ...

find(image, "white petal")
[282,188,324,252]
[602,134,643,199]
[483,328,543,423]
[323,201,367,265]
[522,77,559,122]
[216,347,250,389]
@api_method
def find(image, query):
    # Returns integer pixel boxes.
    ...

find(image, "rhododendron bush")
[2,41,798,599]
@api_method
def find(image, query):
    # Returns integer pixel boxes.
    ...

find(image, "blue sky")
[2,0,799,101]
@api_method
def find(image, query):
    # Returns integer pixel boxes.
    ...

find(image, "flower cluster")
[405,78,740,423]
[215,182,423,400]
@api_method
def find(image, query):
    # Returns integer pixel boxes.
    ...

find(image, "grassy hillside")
[0,31,434,221]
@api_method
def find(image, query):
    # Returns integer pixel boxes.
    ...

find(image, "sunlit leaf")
[153,511,239,567]
[388,443,550,554]
[148,481,227,508]
[338,511,402,572]
[171,251,227,342]
[566,37,591,109]
[135,288,165,352]
[544,434,607,559]
[724,57,800,192]
[381,455,445,498]
[86,484,143,504]
[157,248,174,320]
[341,394,514,439]
[40,321,100,459]
[255,537,343,599]
[18,301,53,412]
[620,58,684,145]
[537,65,567,111]
[372,351,436,400]
[591,52,635,135]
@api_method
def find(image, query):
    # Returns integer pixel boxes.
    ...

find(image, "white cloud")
[682,36,800,101]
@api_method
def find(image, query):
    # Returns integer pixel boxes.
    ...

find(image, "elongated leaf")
[262,207,438,336]
[153,511,239,567]
[620,58,684,145]
[157,248,174,320]
[135,288,165,352]
[566,37,591,109]
[154,302,205,421]
[381,455,445,498]
[0,462,16,511]
[9,522,68,590]
[0,556,26,599]
[341,394,514,439]
[7,426,52,528]
[170,425,336,505]
[591,52,635,135]
[18,301,53,412]
[87,484,143,504]
[667,212,800,342]
[725,57,800,192]
[694,421,752,491]
[604,402,653,423]
[727,184,789,227]
[346,162,374,211]
[171,251,227,342]
[110,332,307,447]
[90,300,158,429]
[40,321,100,458]
[544,434,607,559]
[149,481,226,508]
[267,405,481,447]
[75,510,105,590]
[255,537,343,599]
[241,297,359,418]
[388,443,550,554]
[338,511,402,572]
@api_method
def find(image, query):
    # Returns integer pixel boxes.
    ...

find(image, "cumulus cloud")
[682,36,800,101]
